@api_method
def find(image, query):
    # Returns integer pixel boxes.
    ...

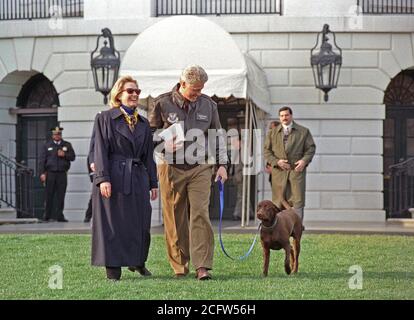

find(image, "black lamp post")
[90,28,120,105]
[310,24,342,102]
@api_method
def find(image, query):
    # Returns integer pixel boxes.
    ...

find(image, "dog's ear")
[269,201,283,212]
[270,202,281,216]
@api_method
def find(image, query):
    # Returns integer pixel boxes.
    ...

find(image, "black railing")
[388,158,414,218]
[0,0,84,21]
[156,0,283,16]
[0,153,34,218]
[358,0,414,14]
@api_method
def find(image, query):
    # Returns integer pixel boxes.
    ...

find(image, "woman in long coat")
[92,75,158,281]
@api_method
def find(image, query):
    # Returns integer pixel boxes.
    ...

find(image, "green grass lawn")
[0,233,413,300]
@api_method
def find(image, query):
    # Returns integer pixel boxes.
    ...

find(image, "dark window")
[0,0,84,21]
[358,0,414,14]
[155,0,283,16]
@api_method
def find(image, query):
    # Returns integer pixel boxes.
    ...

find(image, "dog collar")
[260,216,279,231]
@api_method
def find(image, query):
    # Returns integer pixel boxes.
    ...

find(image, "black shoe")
[196,267,212,281]
[128,265,152,276]
[83,218,91,223]
[57,218,68,222]
[106,267,121,281]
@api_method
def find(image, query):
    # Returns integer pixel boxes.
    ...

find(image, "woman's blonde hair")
[109,75,139,108]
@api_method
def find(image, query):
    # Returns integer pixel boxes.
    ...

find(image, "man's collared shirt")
[149,83,228,166]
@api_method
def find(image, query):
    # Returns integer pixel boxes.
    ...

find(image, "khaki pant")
[271,169,306,221]
[158,163,214,275]
[271,169,306,209]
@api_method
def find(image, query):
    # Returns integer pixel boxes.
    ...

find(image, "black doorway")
[209,103,256,221]
[15,74,59,219]
[383,70,414,217]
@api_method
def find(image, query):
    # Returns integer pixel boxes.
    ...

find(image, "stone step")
[0,207,17,219]
[0,218,39,225]
[387,218,414,227]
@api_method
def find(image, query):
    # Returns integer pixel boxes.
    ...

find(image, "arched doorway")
[383,69,414,217]
[208,97,257,221]
[15,74,59,218]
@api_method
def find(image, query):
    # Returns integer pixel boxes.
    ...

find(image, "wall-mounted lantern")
[310,24,342,102]
[90,28,120,105]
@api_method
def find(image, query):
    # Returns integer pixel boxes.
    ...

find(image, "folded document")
[158,122,185,143]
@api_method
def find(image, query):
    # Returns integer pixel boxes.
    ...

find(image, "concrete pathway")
[0,218,414,236]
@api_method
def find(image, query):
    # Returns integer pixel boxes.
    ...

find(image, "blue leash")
[217,178,260,261]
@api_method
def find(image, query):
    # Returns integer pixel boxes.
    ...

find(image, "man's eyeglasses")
[123,88,141,95]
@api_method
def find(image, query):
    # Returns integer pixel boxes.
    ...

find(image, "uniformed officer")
[83,153,94,223]
[83,129,95,223]
[149,65,228,280]
[39,127,76,222]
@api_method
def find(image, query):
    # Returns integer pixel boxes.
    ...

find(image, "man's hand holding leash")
[215,166,228,183]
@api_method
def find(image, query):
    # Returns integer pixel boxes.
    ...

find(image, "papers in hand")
[158,122,185,143]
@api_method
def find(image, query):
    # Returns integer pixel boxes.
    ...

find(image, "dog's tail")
[281,199,292,210]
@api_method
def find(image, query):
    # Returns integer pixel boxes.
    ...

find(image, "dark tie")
[183,103,189,113]
[283,128,290,146]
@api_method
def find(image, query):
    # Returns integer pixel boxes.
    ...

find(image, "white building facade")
[1,0,413,224]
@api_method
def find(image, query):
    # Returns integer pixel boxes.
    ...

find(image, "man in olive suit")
[264,106,315,222]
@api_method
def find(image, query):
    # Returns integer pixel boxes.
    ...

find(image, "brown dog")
[256,200,303,276]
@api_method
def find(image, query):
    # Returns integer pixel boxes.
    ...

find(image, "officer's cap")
[51,126,63,134]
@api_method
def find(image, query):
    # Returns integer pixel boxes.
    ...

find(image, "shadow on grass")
[120,273,197,281]
[214,271,414,281]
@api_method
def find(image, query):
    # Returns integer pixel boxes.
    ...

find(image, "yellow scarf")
[120,106,139,131]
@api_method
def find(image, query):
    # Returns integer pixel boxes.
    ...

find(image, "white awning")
[120,16,271,113]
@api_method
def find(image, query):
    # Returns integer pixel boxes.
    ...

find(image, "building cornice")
[0,16,413,39]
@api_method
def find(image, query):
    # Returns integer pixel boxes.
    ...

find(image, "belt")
[109,155,144,195]
[170,163,200,170]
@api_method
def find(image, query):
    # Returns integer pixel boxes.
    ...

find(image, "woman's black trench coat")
[91,108,157,267]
